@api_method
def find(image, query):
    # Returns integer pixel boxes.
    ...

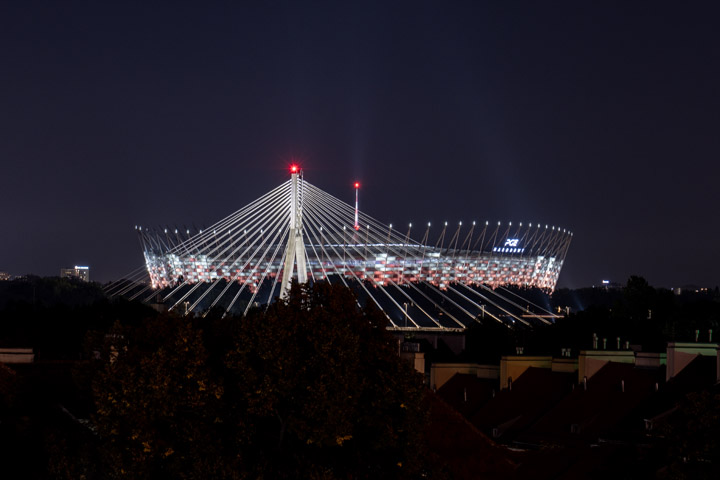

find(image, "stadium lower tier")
[144,249,564,292]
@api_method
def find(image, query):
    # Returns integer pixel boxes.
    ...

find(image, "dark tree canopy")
[71,282,429,479]
[90,315,228,479]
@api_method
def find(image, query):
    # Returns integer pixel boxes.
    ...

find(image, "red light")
[354,182,360,189]
[354,225,360,231]
[290,164,299,173]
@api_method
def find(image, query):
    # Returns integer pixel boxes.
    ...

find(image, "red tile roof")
[470,367,576,441]
[436,373,497,418]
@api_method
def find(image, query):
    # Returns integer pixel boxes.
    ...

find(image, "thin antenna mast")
[353,181,360,231]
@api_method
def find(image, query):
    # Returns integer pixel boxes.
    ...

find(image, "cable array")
[107,174,572,330]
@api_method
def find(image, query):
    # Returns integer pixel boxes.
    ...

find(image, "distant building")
[60,266,90,282]
[0,272,10,281]
[673,285,708,295]
[598,279,622,289]
[0,348,34,363]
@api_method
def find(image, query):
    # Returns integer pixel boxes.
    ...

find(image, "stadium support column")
[281,167,308,298]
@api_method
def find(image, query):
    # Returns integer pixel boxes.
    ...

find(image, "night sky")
[1,1,718,289]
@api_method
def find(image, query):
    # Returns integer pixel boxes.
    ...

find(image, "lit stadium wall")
[126,174,572,327]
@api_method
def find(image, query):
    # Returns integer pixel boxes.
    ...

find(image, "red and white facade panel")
[144,249,564,292]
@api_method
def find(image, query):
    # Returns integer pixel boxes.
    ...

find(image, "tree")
[226,282,428,479]
[89,315,231,480]
[73,282,429,479]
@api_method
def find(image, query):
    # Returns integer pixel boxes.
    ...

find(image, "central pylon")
[280,165,308,298]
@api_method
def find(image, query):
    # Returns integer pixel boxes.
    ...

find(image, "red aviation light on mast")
[354,181,360,230]
[289,164,300,174]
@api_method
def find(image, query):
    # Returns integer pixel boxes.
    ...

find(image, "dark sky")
[1,1,718,289]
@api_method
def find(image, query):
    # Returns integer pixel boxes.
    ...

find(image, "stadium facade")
[121,168,572,330]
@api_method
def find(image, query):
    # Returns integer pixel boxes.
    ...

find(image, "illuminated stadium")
[109,166,572,331]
